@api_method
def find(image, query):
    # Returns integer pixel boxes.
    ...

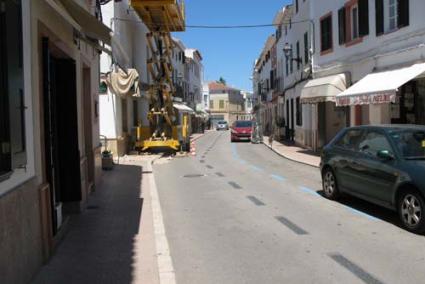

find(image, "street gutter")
[262,142,320,169]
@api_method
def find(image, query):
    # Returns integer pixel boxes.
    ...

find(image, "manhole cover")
[183,174,205,178]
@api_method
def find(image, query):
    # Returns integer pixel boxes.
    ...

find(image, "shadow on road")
[32,164,144,284]
[316,190,404,230]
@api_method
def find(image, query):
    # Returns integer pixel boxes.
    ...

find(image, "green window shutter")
[338,7,346,44]
[358,0,369,36]
[375,0,384,36]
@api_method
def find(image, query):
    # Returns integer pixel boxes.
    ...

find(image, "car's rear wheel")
[398,190,425,234]
[322,168,340,200]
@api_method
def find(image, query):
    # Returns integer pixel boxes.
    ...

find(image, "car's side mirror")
[377,150,394,161]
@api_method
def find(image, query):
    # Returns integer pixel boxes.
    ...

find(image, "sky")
[172,0,291,92]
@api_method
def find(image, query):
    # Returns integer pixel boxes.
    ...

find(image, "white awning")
[58,0,112,45]
[336,63,425,106]
[173,103,194,113]
[301,74,347,104]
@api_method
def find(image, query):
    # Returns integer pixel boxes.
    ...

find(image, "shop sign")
[336,93,396,106]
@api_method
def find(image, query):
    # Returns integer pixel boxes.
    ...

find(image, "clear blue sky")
[173,0,291,92]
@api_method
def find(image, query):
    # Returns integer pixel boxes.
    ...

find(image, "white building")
[253,35,276,135]
[302,0,425,150]
[172,37,188,101]
[185,48,204,111]
[99,0,150,157]
[202,82,210,111]
[241,90,254,120]
[273,1,316,146]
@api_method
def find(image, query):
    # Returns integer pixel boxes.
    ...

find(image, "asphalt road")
[153,131,425,284]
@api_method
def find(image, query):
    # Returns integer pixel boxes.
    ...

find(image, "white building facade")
[254,0,425,151]
[312,0,425,128]
[185,48,204,111]
[99,0,150,157]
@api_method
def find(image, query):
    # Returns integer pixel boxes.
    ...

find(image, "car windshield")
[235,121,252,128]
[218,121,227,125]
[389,129,425,159]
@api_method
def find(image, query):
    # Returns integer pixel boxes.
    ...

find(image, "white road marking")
[148,160,176,284]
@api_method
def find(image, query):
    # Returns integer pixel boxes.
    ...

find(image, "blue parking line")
[250,165,264,172]
[299,186,320,197]
[271,174,286,182]
[345,206,379,221]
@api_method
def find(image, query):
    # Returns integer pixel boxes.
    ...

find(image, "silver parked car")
[216,121,229,131]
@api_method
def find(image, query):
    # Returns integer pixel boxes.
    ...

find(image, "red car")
[231,120,253,142]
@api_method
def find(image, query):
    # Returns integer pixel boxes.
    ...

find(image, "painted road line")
[275,216,309,235]
[344,206,379,221]
[148,160,176,284]
[270,174,286,182]
[299,186,320,197]
[228,181,242,189]
[247,196,266,206]
[250,165,264,172]
[328,253,385,284]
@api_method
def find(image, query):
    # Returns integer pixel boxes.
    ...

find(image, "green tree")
[217,77,226,85]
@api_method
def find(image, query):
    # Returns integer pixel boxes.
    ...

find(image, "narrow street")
[154,131,425,284]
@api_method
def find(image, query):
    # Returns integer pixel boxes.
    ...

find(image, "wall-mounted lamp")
[283,43,302,64]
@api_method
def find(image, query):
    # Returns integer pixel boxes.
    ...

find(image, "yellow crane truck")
[130,0,189,152]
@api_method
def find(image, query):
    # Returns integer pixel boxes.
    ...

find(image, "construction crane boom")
[130,0,187,152]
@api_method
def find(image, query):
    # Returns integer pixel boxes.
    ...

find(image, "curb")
[262,142,320,169]
[190,131,209,143]
[148,157,176,284]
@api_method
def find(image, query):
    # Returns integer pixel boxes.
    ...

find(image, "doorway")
[83,66,94,194]
[42,38,81,235]
[290,98,294,141]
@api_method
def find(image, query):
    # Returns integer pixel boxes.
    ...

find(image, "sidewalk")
[32,156,160,284]
[190,129,212,142]
[263,136,321,168]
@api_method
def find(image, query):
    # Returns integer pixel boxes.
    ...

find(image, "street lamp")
[283,43,302,64]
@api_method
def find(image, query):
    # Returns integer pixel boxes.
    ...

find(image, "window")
[295,0,299,13]
[338,7,346,45]
[296,97,302,126]
[320,14,333,53]
[376,0,409,35]
[339,0,368,44]
[270,70,274,90]
[219,100,224,109]
[290,44,294,73]
[209,100,214,109]
[335,129,364,151]
[304,32,309,64]
[352,5,359,40]
[390,130,425,159]
[285,57,289,76]
[296,41,300,70]
[1,0,26,180]
[389,0,397,30]
[359,131,393,158]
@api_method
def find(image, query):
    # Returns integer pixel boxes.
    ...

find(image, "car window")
[335,129,363,151]
[235,121,252,128]
[390,130,425,159]
[358,131,393,158]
